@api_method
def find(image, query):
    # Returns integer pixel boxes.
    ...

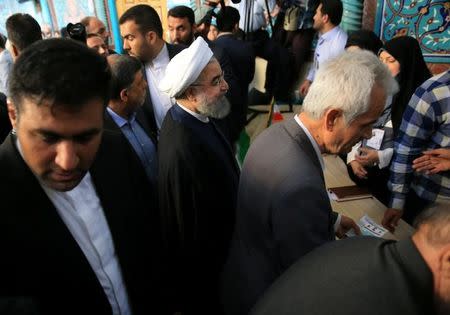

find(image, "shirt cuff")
[377,148,393,169]
[347,142,361,164]
[390,195,406,210]
[333,214,342,232]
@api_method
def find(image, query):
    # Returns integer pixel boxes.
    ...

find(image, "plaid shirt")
[388,70,450,210]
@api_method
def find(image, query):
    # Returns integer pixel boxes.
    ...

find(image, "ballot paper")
[364,128,385,150]
[346,215,388,238]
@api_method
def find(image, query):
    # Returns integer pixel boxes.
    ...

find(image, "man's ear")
[7,101,18,130]
[145,31,157,44]
[441,246,450,279]
[185,87,195,101]
[324,108,343,131]
[322,13,330,24]
[120,89,128,103]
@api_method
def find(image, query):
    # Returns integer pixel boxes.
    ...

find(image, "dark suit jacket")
[158,104,240,314]
[213,35,255,142]
[0,132,168,315]
[251,237,435,315]
[141,43,185,140]
[221,118,338,315]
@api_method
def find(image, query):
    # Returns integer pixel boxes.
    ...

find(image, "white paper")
[364,128,385,150]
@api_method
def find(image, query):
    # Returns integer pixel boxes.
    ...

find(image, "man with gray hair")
[158,37,240,314]
[221,50,398,315]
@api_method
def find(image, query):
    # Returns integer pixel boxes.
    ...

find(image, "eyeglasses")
[191,71,225,87]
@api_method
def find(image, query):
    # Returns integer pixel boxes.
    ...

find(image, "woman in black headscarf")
[347,36,431,206]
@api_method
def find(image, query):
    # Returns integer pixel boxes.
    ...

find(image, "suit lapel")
[141,66,158,139]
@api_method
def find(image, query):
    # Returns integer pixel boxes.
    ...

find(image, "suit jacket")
[141,43,185,140]
[251,237,435,315]
[158,104,240,314]
[213,35,255,142]
[221,118,337,315]
[0,132,168,315]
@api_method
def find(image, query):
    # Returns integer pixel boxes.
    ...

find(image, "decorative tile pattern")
[375,0,450,63]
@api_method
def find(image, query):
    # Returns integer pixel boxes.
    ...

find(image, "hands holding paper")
[355,147,379,167]
[335,215,361,238]
[412,148,450,174]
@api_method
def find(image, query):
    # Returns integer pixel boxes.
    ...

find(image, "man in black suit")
[119,4,185,139]
[0,39,168,314]
[221,51,399,315]
[251,203,450,315]
[215,6,255,143]
[105,54,157,185]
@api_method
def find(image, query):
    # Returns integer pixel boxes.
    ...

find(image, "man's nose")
[55,141,79,171]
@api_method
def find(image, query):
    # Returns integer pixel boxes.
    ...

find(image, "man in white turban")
[157,36,240,314]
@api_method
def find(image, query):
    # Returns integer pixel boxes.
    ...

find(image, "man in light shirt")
[299,0,347,96]
[0,34,13,96]
[0,39,168,315]
[119,4,185,139]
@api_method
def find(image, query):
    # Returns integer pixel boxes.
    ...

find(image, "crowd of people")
[0,0,449,314]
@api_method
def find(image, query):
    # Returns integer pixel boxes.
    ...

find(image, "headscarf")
[382,36,431,132]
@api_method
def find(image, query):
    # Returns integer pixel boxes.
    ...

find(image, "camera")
[66,23,87,43]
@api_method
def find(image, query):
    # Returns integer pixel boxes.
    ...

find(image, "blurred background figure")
[345,29,383,54]
[86,33,109,57]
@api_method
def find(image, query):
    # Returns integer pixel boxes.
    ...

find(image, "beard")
[197,93,231,119]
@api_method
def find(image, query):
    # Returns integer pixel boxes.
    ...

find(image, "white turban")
[159,37,214,98]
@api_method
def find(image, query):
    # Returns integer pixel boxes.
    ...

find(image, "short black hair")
[320,0,343,26]
[108,54,143,100]
[168,5,195,25]
[216,6,240,33]
[9,38,111,113]
[0,33,6,49]
[345,30,383,55]
[119,4,163,38]
[6,13,42,52]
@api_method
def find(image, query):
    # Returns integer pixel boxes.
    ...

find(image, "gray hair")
[414,202,450,247]
[302,50,398,124]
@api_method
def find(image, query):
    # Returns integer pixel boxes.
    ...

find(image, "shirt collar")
[319,26,340,42]
[107,107,136,128]
[176,103,209,123]
[294,115,325,171]
[148,43,169,69]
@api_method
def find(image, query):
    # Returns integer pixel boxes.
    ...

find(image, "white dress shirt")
[145,43,176,130]
[306,26,347,82]
[40,173,132,315]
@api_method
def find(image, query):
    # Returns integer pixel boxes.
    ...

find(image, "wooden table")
[323,154,414,240]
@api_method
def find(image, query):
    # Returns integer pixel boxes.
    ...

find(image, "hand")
[381,208,403,233]
[299,80,311,97]
[355,147,379,167]
[412,148,450,174]
[335,215,361,239]
[349,160,368,179]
